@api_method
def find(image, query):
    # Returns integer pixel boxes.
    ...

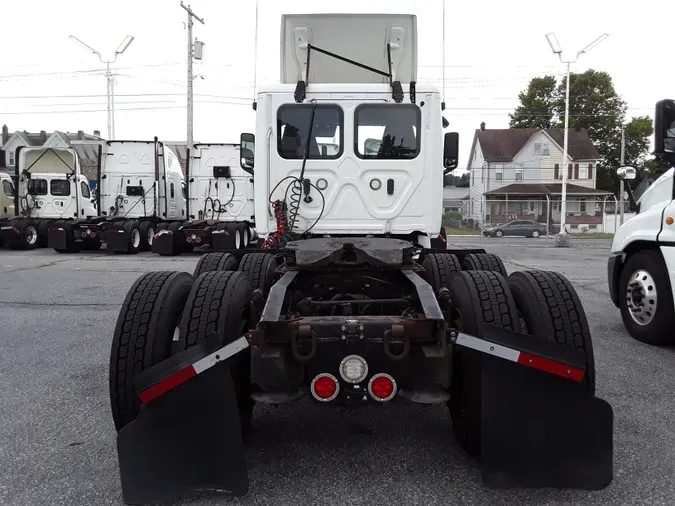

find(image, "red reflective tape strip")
[438,234,447,243]
[139,365,197,404]
[517,353,585,382]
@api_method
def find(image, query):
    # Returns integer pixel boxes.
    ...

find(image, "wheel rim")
[147,227,155,246]
[25,226,38,245]
[496,231,502,237]
[132,228,141,249]
[626,269,657,326]
[235,230,241,249]
[532,231,539,237]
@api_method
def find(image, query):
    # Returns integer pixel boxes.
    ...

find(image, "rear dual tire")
[448,268,595,455]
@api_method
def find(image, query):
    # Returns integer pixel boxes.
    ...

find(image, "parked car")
[483,220,548,238]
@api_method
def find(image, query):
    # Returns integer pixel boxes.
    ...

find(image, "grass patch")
[444,227,481,236]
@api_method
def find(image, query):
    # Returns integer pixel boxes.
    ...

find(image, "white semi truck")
[49,138,187,254]
[608,98,675,345]
[0,147,97,250]
[151,142,257,255]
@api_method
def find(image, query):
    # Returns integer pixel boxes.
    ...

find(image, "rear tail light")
[368,373,397,402]
[310,373,339,402]
[195,236,202,244]
[91,232,96,238]
[186,236,192,243]
[81,232,87,237]
[339,355,368,384]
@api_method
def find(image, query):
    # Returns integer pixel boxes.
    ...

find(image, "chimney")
[480,121,486,131]
[93,129,101,138]
[40,130,47,144]
[2,124,8,145]
[77,130,84,140]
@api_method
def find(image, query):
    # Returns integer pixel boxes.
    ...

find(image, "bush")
[443,211,463,221]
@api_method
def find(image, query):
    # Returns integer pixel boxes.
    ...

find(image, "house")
[466,122,612,232]
[1,124,103,183]
[442,186,469,214]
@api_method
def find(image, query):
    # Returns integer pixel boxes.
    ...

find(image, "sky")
[1,0,673,172]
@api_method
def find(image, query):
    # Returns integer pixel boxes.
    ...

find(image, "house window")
[495,168,503,181]
[515,167,523,180]
[589,224,597,230]
[580,199,586,213]
[571,224,578,229]
[8,151,15,166]
[542,143,550,155]
[534,143,542,155]
[579,164,588,179]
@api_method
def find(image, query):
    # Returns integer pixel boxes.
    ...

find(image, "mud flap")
[151,231,177,255]
[481,357,613,489]
[469,325,614,490]
[107,229,130,253]
[211,230,230,251]
[48,226,68,250]
[116,339,249,505]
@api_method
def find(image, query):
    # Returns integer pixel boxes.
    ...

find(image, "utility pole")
[620,124,626,225]
[69,34,134,140]
[181,1,204,149]
[545,32,608,243]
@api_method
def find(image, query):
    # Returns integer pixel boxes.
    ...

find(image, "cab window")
[2,180,14,197]
[277,104,343,159]
[81,182,91,198]
[355,104,420,159]
[50,179,71,196]
[27,178,48,195]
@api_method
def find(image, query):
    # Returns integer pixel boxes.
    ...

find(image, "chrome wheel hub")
[626,269,657,326]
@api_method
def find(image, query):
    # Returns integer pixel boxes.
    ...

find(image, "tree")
[508,76,557,129]
[443,172,470,187]
[509,70,653,192]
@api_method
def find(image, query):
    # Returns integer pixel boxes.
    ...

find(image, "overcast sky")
[1,0,672,170]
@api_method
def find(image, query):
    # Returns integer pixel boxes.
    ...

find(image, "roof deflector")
[280,14,418,104]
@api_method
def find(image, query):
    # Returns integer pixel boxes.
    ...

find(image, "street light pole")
[620,124,626,225]
[545,32,608,240]
[181,1,205,150]
[69,34,135,140]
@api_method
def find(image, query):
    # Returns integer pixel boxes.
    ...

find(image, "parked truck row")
[0,138,258,254]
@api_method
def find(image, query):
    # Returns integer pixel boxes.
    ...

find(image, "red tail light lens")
[311,373,339,402]
[368,373,397,402]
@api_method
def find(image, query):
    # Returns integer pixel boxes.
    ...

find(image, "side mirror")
[240,132,255,174]
[654,99,675,155]
[616,166,636,180]
[443,132,459,174]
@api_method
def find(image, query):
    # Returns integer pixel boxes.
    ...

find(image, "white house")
[466,123,612,232]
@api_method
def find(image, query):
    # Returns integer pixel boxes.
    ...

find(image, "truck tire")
[421,252,461,293]
[239,252,277,292]
[109,271,194,431]
[461,252,508,279]
[508,270,596,394]
[448,270,522,456]
[177,271,254,430]
[123,220,142,254]
[618,250,675,346]
[11,220,39,250]
[193,252,239,278]
[138,221,155,251]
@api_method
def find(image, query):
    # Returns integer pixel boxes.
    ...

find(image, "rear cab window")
[355,104,420,159]
[2,180,14,197]
[50,179,71,196]
[277,104,343,159]
[27,179,48,195]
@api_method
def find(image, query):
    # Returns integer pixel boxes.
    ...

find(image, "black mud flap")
[107,229,129,253]
[477,326,614,490]
[116,342,248,505]
[151,231,177,255]
[48,227,68,250]
[211,230,229,251]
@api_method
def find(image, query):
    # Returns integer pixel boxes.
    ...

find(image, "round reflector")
[311,373,339,402]
[368,373,396,402]
[339,355,368,384]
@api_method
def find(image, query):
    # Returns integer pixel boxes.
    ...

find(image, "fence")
[445,197,624,235]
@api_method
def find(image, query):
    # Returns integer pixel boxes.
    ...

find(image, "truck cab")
[240,14,458,249]
[0,172,15,218]
[608,99,675,344]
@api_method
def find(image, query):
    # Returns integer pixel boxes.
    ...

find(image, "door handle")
[387,179,394,195]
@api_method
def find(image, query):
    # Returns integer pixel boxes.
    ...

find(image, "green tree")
[508,76,557,128]
[509,70,653,192]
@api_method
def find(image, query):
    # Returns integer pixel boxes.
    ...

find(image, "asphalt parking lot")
[1,236,674,506]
